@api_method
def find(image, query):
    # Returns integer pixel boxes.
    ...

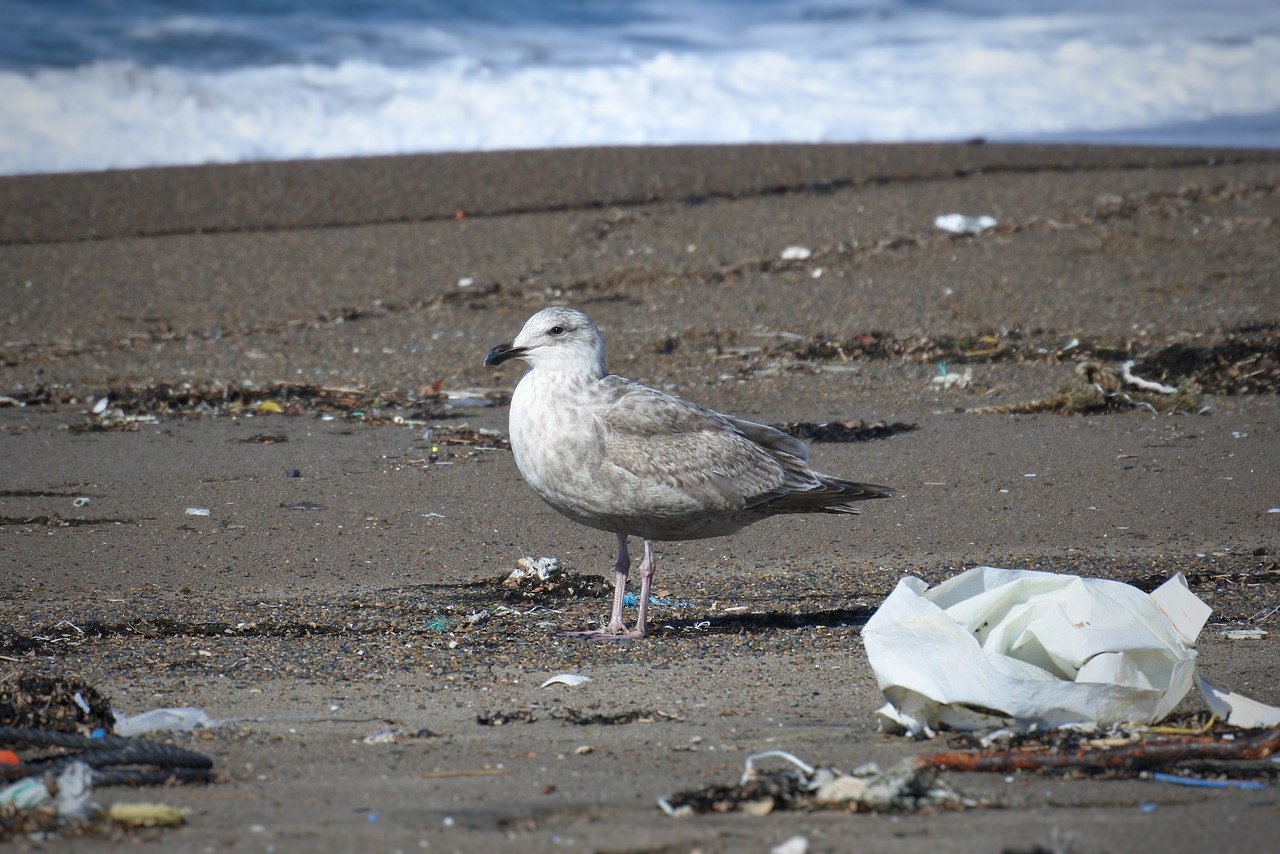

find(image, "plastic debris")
[362,727,436,744]
[772,835,809,854]
[509,556,561,582]
[864,566,1280,734]
[1220,628,1267,640]
[113,707,215,737]
[0,776,51,810]
[107,803,192,827]
[184,507,210,516]
[47,761,93,820]
[968,361,1200,415]
[541,674,592,688]
[1198,677,1280,728]
[1150,772,1268,790]
[864,568,1207,734]
[658,750,975,817]
[779,246,812,260]
[934,213,997,234]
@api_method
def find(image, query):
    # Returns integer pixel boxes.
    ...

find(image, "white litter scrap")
[657,749,974,817]
[864,567,1280,734]
[541,673,592,688]
[934,214,997,235]
[113,707,215,737]
[509,556,561,582]
[779,246,812,260]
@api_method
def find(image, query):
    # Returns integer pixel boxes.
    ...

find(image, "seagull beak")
[484,342,526,367]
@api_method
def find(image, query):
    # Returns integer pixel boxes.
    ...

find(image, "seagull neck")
[536,358,606,387]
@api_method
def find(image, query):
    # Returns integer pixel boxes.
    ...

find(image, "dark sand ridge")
[1,144,1278,851]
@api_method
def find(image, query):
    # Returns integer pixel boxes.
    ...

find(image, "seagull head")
[484,307,607,377]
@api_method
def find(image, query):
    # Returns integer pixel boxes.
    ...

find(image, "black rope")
[0,726,213,785]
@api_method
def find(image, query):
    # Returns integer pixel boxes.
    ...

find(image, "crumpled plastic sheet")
[864,566,1280,735]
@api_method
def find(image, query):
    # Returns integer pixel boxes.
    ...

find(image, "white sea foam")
[1,1,1278,175]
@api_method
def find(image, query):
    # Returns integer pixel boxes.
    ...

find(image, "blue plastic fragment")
[623,593,693,608]
[1151,772,1267,790]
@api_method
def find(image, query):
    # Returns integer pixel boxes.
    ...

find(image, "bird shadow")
[655,605,876,636]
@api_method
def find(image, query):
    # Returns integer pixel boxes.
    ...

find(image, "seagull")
[484,307,894,640]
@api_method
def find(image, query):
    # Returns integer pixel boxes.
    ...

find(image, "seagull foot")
[562,627,647,642]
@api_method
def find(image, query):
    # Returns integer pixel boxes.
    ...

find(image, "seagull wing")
[587,376,814,511]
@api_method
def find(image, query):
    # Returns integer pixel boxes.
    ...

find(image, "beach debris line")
[966,361,1201,415]
[647,323,1278,396]
[659,750,977,817]
[36,380,513,429]
[912,722,1280,780]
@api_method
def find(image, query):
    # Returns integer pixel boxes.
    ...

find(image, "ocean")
[1,0,1277,176]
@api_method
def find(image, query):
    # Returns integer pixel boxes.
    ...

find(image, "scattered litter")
[1221,628,1268,640]
[254,401,283,413]
[541,674,592,688]
[184,507,210,516]
[772,835,809,854]
[931,364,973,390]
[658,750,975,817]
[1150,772,1268,790]
[91,397,110,415]
[362,727,436,745]
[285,501,325,511]
[934,213,998,235]
[779,246,812,260]
[1120,360,1178,395]
[864,566,1280,734]
[113,706,214,736]
[967,361,1200,415]
[72,497,90,507]
[1198,678,1280,728]
[554,708,680,726]
[509,556,561,582]
[913,721,1280,778]
[476,708,537,726]
[0,775,52,810]
[573,744,594,755]
[623,593,693,608]
[420,768,506,779]
[107,802,192,827]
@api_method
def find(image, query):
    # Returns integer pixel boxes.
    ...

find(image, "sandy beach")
[2,142,1278,851]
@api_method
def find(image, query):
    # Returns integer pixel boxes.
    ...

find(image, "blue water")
[1,1,1277,175]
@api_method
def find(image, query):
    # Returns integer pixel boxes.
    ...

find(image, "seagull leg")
[591,540,656,641]
[629,540,657,639]
[604,533,631,634]
[564,533,633,638]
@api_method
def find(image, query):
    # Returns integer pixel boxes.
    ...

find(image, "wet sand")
[2,143,1279,851]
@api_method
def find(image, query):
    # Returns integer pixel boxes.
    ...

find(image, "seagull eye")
[549,325,565,336]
